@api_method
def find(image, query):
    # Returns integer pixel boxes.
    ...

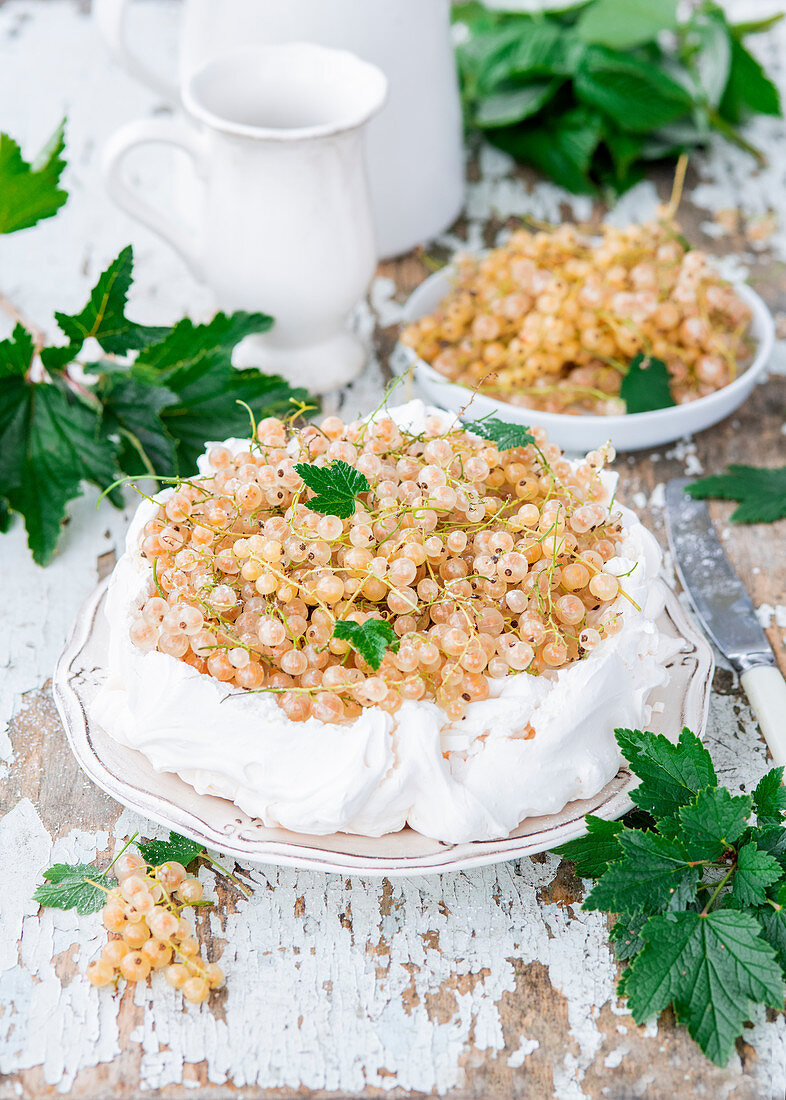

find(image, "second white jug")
[95,0,465,258]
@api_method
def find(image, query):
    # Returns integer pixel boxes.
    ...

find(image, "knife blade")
[664,478,775,673]
[665,477,786,764]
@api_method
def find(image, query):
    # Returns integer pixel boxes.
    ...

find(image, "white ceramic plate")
[52,579,713,877]
[398,267,774,453]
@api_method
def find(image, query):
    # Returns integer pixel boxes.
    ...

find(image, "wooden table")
[1,2,786,1097]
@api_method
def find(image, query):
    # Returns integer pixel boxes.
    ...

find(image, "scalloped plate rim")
[53,578,714,877]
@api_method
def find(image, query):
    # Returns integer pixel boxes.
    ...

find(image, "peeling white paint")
[756,603,786,629]
[507,1036,539,1068]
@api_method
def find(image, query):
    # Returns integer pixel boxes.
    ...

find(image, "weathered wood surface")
[1,2,786,1097]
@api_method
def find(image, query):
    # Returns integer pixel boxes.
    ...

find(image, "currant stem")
[106,831,140,874]
[701,862,736,916]
[201,853,252,898]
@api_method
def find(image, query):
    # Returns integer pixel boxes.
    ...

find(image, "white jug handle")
[94,0,179,104]
[102,118,207,278]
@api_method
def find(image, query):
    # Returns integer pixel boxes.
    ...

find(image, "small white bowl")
[398,266,775,453]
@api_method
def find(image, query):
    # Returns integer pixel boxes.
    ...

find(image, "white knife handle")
[741,665,786,766]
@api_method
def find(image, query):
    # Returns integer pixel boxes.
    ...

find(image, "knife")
[665,477,786,766]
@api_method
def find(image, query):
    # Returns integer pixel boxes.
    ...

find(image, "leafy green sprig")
[333,619,400,671]
[686,466,786,524]
[33,830,250,914]
[0,246,309,564]
[557,727,786,1065]
[454,0,782,194]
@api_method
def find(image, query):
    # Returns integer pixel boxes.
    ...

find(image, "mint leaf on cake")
[294,458,370,518]
[333,619,400,671]
[463,416,535,450]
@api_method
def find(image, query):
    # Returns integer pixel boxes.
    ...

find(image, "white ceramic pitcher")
[94,0,464,258]
[102,45,386,392]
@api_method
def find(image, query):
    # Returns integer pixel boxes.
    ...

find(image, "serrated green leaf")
[753,768,786,827]
[555,814,625,878]
[97,373,179,478]
[577,0,677,50]
[584,830,700,915]
[47,246,170,362]
[682,4,732,109]
[475,80,562,128]
[616,727,716,823]
[489,106,604,195]
[720,37,781,124]
[464,417,536,451]
[686,466,786,525]
[131,311,308,474]
[134,310,272,375]
[33,862,116,915]
[753,894,786,969]
[620,353,675,414]
[574,45,693,133]
[730,13,784,38]
[751,826,786,874]
[610,908,650,960]
[0,120,67,233]
[294,459,370,519]
[0,324,35,379]
[136,831,205,868]
[0,377,119,564]
[732,843,782,906]
[332,619,400,672]
[625,909,784,1065]
[603,129,645,191]
[679,787,751,861]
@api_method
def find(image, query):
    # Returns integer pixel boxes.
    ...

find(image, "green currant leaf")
[136,831,205,868]
[678,787,751,861]
[489,106,604,195]
[610,908,650,961]
[0,324,36,378]
[753,768,786,827]
[33,862,116,915]
[0,376,120,564]
[720,37,781,124]
[584,829,700,915]
[294,459,370,518]
[574,46,693,133]
[332,619,400,672]
[131,311,306,474]
[616,727,716,825]
[620,353,675,414]
[45,245,170,365]
[624,909,784,1066]
[686,466,786,524]
[554,814,625,879]
[753,887,786,969]
[464,417,535,451]
[576,0,677,51]
[0,120,67,234]
[97,373,179,478]
[751,826,786,875]
[732,843,782,906]
[474,79,563,128]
